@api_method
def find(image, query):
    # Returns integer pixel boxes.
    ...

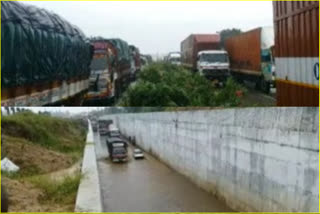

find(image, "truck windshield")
[199,54,228,63]
[90,55,108,71]
[261,50,272,63]
[170,57,180,62]
[110,131,120,137]
[113,148,126,154]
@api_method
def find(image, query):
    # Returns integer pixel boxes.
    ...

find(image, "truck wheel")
[260,77,270,94]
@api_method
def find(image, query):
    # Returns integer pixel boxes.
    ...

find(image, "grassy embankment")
[1,112,87,212]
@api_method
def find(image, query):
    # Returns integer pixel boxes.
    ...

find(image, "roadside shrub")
[119,63,245,107]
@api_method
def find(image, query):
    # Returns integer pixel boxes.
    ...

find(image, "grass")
[28,173,82,204]
[118,62,246,107]
[2,112,87,155]
[1,112,86,211]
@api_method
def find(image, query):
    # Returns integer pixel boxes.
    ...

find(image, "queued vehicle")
[129,45,142,81]
[91,120,98,132]
[181,34,230,82]
[83,39,115,106]
[225,27,275,94]
[140,54,153,70]
[272,1,318,106]
[106,137,128,162]
[108,125,121,138]
[83,38,140,106]
[98,119,113,136]
[1,1,92,106]
[197,50,230,81]
[166,52,182,65]
[133,148,144,159]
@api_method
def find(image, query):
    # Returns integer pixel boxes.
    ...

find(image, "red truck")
[181,34,230,81]
[225,27,275,94]
[83,38,133,105]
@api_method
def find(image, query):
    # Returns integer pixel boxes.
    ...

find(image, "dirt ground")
[2,135,74,175]
[2,177,74,212]
[2,135,80,212]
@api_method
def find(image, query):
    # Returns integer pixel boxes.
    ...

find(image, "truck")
[108,125,121,138]
[181,34,230,81]
[98,119,113,136]
[140,54,153,70]
[225,27,275,94]
[83,38,134,106]
[1,1,92,106]
[273,1,318,106]
[91,120,98,132]
[129,45,142,81]
[83,40,116,106]
[166,52,182,65]
[106,137,128,162]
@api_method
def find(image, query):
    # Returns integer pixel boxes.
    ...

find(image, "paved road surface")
[94,132,234,212]
[241,81,276,107]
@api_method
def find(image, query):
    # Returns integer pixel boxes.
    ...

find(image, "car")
[133,148,144,159]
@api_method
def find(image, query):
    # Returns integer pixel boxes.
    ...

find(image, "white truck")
[167,52,182,66]
[197,50,230,81]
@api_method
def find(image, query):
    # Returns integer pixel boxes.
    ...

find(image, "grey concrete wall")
[102,107,319,212]
[75,120,103,212]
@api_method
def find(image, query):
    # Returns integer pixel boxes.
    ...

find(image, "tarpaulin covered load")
[1,1,92,88]
[108,38,131,66]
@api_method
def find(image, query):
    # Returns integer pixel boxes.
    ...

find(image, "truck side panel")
[225,28,262,73]
[273,1,319,106]
[181,35,194,69]
[1,1,91,106]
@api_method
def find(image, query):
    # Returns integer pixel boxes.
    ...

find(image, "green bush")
[119,63,245,107]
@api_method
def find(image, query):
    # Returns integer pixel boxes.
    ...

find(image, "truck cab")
[167,52,181,66]
[108,124,120,137]
[197,50,230,81]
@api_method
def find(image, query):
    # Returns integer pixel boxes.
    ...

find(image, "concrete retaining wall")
[103,107,319,212]
[75,120,102,212]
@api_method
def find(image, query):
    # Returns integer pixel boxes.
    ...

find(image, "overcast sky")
[21,1,273,55]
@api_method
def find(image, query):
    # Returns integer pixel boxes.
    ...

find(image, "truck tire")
[259,77,270,94]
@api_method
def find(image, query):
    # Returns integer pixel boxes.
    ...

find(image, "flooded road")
[94,132,234,212]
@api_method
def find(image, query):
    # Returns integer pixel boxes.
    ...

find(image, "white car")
[133,148,144,159]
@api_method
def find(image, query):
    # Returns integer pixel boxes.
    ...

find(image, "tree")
[219,28,242,49]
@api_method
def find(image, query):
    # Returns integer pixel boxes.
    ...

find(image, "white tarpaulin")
[1,157,20,172]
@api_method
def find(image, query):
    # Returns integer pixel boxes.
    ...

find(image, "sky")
[21,1,273,56]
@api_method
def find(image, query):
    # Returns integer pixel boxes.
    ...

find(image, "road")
[94,132,234,212]
[241,81,276,107]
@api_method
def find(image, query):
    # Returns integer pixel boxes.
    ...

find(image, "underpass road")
[94,132,234,212]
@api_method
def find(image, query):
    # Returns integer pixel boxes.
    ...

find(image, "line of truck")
[82,38,148,106]
[95,119,145,162]
[96,119,128,162]
[2,1,318,106]
[168,1,319,104]
[170,27,275,93]
[1,1,152,107]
